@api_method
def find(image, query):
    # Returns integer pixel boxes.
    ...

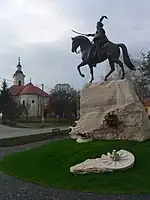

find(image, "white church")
[9,58,49,117]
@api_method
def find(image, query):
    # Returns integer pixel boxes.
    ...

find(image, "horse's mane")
[74,35,91,45]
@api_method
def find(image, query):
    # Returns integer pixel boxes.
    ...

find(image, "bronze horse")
[71,35,136,83]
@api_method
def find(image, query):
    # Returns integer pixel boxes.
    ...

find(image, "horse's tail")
[118,43,136,71]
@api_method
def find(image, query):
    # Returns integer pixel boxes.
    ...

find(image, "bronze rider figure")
[86,16,109,60]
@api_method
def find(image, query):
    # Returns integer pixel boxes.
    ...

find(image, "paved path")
[0,138,150,200]
[0,124,69,139]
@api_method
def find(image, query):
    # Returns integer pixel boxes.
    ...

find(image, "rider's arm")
[86,33,95,37]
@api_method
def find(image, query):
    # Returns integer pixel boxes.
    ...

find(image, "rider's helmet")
[96,21,104,29]
[97,15,107,29]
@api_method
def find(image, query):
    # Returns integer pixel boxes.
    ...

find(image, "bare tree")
[109,53,150,102]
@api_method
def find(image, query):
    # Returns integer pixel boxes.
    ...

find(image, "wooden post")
[41,84,44,126]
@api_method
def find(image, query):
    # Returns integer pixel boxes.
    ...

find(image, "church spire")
[17,57,22,71]
[18,57,20,64]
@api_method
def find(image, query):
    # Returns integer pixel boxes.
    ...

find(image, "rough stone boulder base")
[70,79,150,141]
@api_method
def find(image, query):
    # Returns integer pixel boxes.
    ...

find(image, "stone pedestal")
[70,79,150,141]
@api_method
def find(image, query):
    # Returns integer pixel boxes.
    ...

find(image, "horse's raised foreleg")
[104,59,115,81]
[77,60,90,78]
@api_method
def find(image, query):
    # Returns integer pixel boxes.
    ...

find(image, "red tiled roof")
[143,98,150,106]
[9,85,25,96]
[20,83,49,96]
[34,86,49,97]
[35,86,49,97]
[9,83,49,97]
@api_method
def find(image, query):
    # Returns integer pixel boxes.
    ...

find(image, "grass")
[0,139,150,194]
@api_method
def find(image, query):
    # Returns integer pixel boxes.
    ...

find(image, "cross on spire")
[16,57,22,71]
[18,57,20,64]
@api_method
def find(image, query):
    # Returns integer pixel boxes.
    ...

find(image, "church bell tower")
[13,57,25,86]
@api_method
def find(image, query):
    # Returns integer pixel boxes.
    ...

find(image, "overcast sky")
[0,0,149,91]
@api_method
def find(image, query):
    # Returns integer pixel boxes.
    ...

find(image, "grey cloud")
[0,0,150,90]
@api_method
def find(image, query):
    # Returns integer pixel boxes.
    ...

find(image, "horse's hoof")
[81,74,85,78]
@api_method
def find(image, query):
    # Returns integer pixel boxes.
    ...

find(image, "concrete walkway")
[0,124,70,140]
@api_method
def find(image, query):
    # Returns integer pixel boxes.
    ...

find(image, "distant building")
[143,98,150,119]
[9,57,49,117]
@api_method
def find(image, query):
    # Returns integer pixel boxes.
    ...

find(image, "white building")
[9,58,49,117]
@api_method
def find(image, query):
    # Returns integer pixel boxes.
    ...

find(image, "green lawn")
[0,139,150,194]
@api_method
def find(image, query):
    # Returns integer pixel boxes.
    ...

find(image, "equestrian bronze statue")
[71,16,136,83]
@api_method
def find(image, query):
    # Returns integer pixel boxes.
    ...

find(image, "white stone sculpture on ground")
[70,123,93,143]
[76,137,93,143]
[70,149,135,174]
[70,79,150,141]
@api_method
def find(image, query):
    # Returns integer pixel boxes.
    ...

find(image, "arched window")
[22,100,25,105]
[18,80,21,86]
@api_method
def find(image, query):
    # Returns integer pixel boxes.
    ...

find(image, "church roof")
[9,85,25,96]
[13,70,25,76]
[9,82,49,97]
[10,57,49,97]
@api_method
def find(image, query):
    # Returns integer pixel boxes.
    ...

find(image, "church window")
[18,80,21,86]
[22,100,25,105]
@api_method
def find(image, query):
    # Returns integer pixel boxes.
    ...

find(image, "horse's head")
[71,36,80,53]
[71,35,91,53]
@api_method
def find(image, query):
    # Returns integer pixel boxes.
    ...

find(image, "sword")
[71,29,87,36]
